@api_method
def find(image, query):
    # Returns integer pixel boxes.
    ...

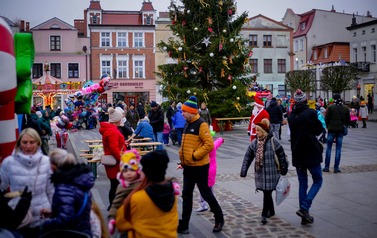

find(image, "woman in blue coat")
[172,102,186,145]
[40,148,94,237]
[133,117,154,139]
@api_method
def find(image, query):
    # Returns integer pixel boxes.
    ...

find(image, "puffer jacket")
[41,110,52,136]
[266,100,283,124]
[179,114,214,166]
[31,113,50,138]
[317,112,326,129]
[149,106,164,133]
[172,107,186,129]
[42,164,94,237]
[99,122,126,179]
[359,105,368,118]
[325,104,350,133]
[0,150,54,227]
[199,107,212,125]
[134,119,154,139]
[208,138,223,187]
[240,134,288,191]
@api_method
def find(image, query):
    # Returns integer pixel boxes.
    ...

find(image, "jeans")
[325,132,344,170]
[180,164,224,228]
[163,133,169,144]
[270,123,280,139]
[153,131,164,150]
[177,128,183,145]
[296,164,323,211]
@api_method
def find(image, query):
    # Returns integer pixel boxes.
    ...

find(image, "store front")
[113,92,150,106]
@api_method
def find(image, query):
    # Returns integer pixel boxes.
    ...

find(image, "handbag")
[92,145,104,161]
[276,176,290,205]
[101,145,125,167]
[335,106,347,136]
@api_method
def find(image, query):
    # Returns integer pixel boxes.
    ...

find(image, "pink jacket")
[163,124,170,134]
[350,115,358,121]
[208,138,224,187]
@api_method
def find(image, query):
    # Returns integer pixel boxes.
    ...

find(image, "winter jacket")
[41,110,52,136]
[179,114,214,167]
[99,122,126,179]
[31,113,50,138]
[172,107,186,129]
[163,124,170,134]
[199,108,212,125]
[325,104,351,133]
[359,105,368,118]
[118,121,133,140]
[0,190,31,230]
[266,100,283,124]
[126,110,140,130]
[350,100,360,110]
[134,119,154,139]
[149,106,164,133]
[137,104,146,119]
[22,114,43,137]
[288,103,324,168]
[108,181,141,220]
[42,164,94,237]
[116,179,178,238]
[317,112,326,129]
[166,105,175,124]
[0,150,54,227]
[208,138,223,187]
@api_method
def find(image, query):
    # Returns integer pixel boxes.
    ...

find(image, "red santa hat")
[253,98,264,108]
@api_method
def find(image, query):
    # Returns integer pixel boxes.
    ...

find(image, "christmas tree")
[156,0,254,119]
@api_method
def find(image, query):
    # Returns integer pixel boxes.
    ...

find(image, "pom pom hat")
[108,107,123,123]
[255,118,270,134]
[294,89,307,103]
[119,149,141,172]
[182,96,198,114]
[253,98,264,108]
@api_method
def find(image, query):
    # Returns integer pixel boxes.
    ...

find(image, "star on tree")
[202,37,211,47]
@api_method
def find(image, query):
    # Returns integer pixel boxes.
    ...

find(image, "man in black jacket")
[166,100,176,142]
[288,89,323,225]
[149,101,164,150]
[137,101,146,118]
[266,97,282,139]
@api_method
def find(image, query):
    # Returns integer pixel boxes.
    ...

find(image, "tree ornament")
[178,47,182,51]
[193,71,197,75]
[229,9,233,15]
[199,0,210,7]
[182,20,186,26]
[202,37,211,47]
[187,10,190,14]
[184,52,186,60]
[193,92,197,96]
[194,27,198,31]
[248,50,253,57]
[227,74,232,84]
[203,93,209,102]
[222,59,230,70]
[183,35,186,44]
[209,52,214,57]
[199,67,203,72]
[234,102,241,112]
[207,17,213,24]
[173,12,177,24]
[237,97,240,100]
[230,38,234,42]
[208,27,213,33]
[221,68,225,77]
[222,29,227,33]
[169,50,172,57]
[207,73,209,82]
[187,90,191,94]
[176,33,179,36]
[229,56,233,64]
[163,46,167,51]
[232,85,237,90]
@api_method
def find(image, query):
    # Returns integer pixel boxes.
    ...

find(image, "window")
[50,35,61,51]
[50,63,61,78]
[134,32,143,47]
[289,22,292,27]
[372,45,376,63]
[362,47,367,62]
[32,63,43,78]
[314,51,317,60]
[278,85,286,97]
[101,61,111,75]
[354,48,358,62]
[372,28,375,33]
[294,40,298,52]
[324,49,328,58]
[118,60,128,78]
[263,35,272,47]
[362,30,365,35]
[249,35,257,46]
[278,59,286,73]
[117,32,127,47]
[301,22,305,30]
[134,61,144,78]
[101,32,110,47]
[264,59,272,73]
[353,32,357,37]
[68,63,79,78]
[146,16,151,25]
[249,59,258,73]
[93,15,97,24]
[300,59,304,67]
[300,39,303,51]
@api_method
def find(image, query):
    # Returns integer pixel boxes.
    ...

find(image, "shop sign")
[109,82,144,89]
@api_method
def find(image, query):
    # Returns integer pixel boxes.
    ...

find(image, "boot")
[196,202,208,212]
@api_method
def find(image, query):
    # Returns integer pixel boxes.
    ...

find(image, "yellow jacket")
[116,189,178,238]
[308,100,316,110]
[179,114,214,166]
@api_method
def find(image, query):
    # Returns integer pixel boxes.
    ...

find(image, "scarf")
[255,136,267,170]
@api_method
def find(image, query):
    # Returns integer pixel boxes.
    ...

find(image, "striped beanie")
[182,96,198,114]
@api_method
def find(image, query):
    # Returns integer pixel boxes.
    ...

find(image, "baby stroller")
[349,108,358,128]
[171,128,178,145]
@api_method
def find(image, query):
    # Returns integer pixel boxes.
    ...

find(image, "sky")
[0,0,376,28]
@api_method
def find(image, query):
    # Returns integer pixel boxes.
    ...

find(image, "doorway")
[98,94,107,106]
[126,92,136,107]
[365,83,375,99]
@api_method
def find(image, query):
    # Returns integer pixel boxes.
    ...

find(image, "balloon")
[65,123,73,130]
[96,86,105,94]
[100,74,112,90]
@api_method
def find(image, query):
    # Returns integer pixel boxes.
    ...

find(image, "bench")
[130,142,162,151]
[132,137,152,142]
[216,117,250,135]
[79,150,91,153]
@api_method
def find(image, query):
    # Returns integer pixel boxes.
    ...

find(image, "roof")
[141,2,154,11]
[311,42,350,64]
[245,14,293,30]
[0,16,16,27]
[293,10,315,38]
[346,19,377,30]
[33,72,63,85]
[88,1,101,10]
[31,17,77,30]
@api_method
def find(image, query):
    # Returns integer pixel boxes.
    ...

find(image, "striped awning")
[33,71,63,84]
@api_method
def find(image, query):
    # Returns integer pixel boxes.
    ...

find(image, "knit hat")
[182,96,198,114]
[177,102,182,109]
[151,101,157,107]
[320,107,326,113]
[36,111,42,118]
[140,149,169,182]
[108,107,123,123]
[115,106,125,114]
[294,89,307,103]
[271,97,276,101]
[253,98,264,108]
[315,102,321,108]
[255,118,270,134]
[329,98,334,104]
[170,100,175,105]
[119,150,141,172]
[333,94,341,100]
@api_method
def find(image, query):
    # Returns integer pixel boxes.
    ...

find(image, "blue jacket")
[172,108,186,129]
[134,120,154,139]
[42,164,94,237]
[317,112,326,129]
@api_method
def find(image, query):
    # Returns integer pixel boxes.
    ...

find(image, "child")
[72,117,78,132]
[359,101,369,128]
[163,121,170,145]
[107,150,143,235]
[350,108,358,128]
[317,107,327,143]
[196,137,224,212]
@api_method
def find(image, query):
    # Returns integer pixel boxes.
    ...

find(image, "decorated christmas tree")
[156,0,255,121]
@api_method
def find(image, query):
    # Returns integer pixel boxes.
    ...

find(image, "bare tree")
[320,66,358,93]
[285,70,316,96]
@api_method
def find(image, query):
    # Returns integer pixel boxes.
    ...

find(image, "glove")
[21,186,32,201]
[176,163,183,170]
[108,219,116,235]
[248,132,250,136]
[172,182,180,195]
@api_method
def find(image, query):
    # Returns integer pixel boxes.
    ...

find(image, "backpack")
[198,108,209,114]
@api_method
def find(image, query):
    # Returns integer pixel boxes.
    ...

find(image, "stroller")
[171,128,178,145]
[349,108,358,128]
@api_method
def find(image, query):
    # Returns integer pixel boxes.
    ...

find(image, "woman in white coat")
[0,128,54,237]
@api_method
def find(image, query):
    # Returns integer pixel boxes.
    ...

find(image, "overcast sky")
[0,0,376,27]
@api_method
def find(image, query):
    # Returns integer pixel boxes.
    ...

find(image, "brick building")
[75,0,156,106]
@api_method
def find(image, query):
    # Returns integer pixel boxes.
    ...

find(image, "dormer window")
[93,15,98,24]
[362,30,365,35]
[353,32,357,37]
[324,49,328,58]
[146,16,151,25]
[301,22,305,30]
[50,24,60,29]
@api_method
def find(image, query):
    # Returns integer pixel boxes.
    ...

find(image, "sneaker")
[213,222,224,232]
[296,208,313,224]
[261,216,267,224]
[334,169,341,173]
[301,217,308,225]
[322,168,330,172]
[196,202,208,212]
[177,226,189,234]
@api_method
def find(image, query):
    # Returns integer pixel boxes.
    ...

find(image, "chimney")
[367,11,372,17]
[20,20,25,31]
[26,22,30,32]
[351,13,357,26]
[331,5,335,12]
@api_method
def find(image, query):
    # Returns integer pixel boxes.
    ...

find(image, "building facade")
[78,0,156,106]
[242,14,294,97]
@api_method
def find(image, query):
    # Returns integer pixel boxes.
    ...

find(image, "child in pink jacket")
[196,137,224,212]
[163,122,170,145]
